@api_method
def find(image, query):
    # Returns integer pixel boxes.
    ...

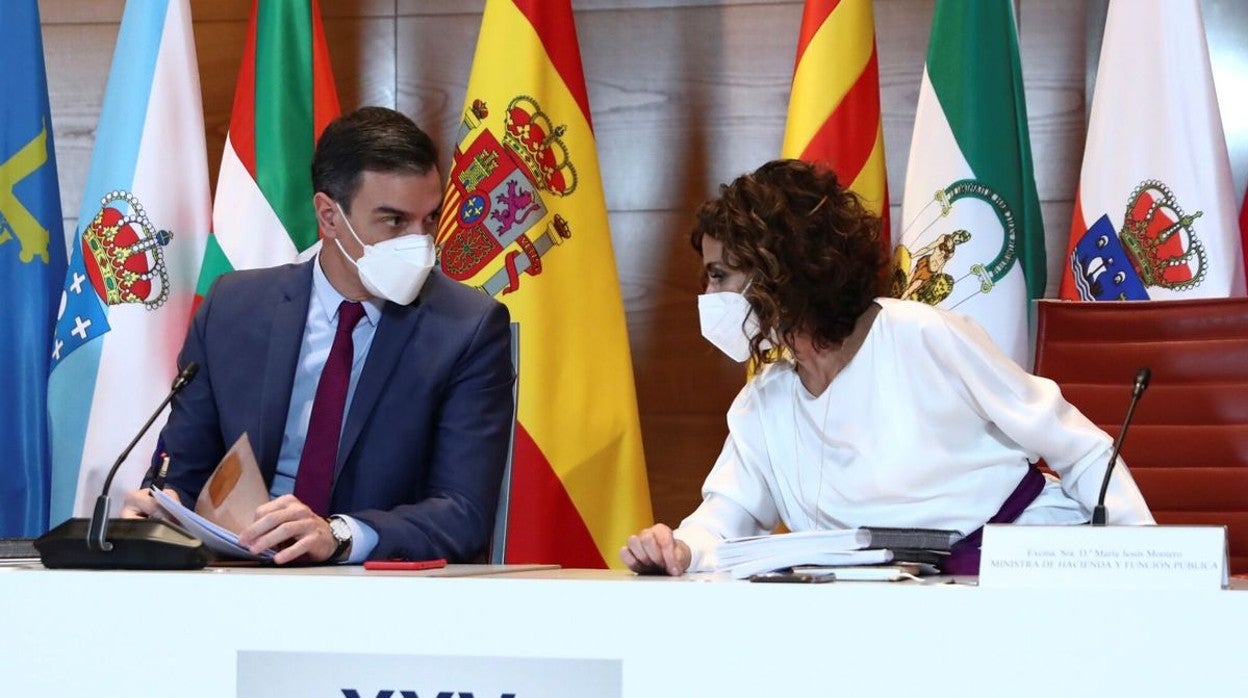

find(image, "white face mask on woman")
[333,202,435,305]
[697,285,759,363]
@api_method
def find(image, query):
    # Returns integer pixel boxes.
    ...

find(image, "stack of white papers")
[791,564,933,582]
[716,529,892,579]
[151,488,275,562]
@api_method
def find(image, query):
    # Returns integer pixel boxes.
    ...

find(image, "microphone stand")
[36,364,211,569]
[87,367,195,552]
[1092,367,1151,526]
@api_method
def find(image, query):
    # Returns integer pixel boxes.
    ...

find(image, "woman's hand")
[621,523,692,576]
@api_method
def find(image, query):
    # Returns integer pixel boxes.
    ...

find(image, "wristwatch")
[326,515,352,562]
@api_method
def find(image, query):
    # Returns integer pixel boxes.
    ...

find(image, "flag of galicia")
[46,0,210,523]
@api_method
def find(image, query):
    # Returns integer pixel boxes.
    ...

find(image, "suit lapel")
[257,261,314,481]
[336,299,424,477]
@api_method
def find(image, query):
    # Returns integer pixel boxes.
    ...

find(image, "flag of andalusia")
[892,0,1044,367]
[438,0,651,567]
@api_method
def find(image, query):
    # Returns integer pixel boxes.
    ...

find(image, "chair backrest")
[1033,298,1248,573]
[487,321,522,565]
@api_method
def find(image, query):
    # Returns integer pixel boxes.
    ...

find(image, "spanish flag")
[438,0,651,568]
[781,0,889,243]
[195,0,339,300]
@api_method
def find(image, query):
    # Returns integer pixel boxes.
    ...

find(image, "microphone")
[1091,366,1151,526]
[35,363,211,569]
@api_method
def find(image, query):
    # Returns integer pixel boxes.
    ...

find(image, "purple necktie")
[293,300,366,516]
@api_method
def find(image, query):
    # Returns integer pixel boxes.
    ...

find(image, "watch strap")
[327,516,351,562]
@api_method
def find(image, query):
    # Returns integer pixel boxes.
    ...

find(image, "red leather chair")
[1033,297,1248,573]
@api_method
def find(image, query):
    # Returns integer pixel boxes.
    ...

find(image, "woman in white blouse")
[621,160,1154,576]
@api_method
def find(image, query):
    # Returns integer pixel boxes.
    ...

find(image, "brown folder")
[194,433,269,535]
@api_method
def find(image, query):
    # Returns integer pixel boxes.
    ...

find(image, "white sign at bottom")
[237,651,621,698]
[979,524,1227,589]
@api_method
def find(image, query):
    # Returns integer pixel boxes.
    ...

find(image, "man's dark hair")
[311,106,439,212]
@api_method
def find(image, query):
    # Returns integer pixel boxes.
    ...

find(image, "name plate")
[979,525,1227,589]
[238,652,621,697]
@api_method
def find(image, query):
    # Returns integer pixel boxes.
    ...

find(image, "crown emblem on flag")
[1120,180,1206,292]
[439,94,582,297]
[502,95,578,197]
[81,190,173,309]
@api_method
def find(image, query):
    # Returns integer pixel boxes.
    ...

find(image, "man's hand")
[119,487,179,518]
[620,523,692,576]
[237,494,337,564]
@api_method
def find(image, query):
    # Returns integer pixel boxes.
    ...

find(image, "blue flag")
[0,0,67,535]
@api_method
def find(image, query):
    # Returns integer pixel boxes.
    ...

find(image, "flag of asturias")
[47,0,211,522]
[782,0,889,245]
[892,0,1044,367]
[1060,0,1245,301]
[438,0,652,567]
[0,0,66,536]
[196,0,339,300]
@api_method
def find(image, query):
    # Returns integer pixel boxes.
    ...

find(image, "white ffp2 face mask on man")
[697,290,759,363]
[332,202,435,305]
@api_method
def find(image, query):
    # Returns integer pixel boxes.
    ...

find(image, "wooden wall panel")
[39,0,126,23]
[579,3,799,211]
[36,0,1248,542]
[394,12,480,173]
[41,21,114,230]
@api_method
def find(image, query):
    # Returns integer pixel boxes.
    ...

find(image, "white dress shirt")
[674,298,1155,572]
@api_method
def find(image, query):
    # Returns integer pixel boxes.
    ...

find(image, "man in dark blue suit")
[121,107,514,564]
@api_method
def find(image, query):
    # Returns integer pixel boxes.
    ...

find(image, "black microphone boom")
[35,363,211,569]
[1091,366,1151,526]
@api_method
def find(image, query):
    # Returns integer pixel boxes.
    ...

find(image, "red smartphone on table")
[363,558,447,571]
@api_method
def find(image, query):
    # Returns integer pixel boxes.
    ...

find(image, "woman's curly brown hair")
[691,159,887,365]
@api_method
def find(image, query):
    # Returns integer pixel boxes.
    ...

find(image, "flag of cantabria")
[438,0,652,568]
[1,0,66,535]
[196,0,339,300]
[47,0,210,522]
[1240,186,1248,280]
[892,0,1044,367]
[1060,0,1245,301]
[782,0,889,245]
